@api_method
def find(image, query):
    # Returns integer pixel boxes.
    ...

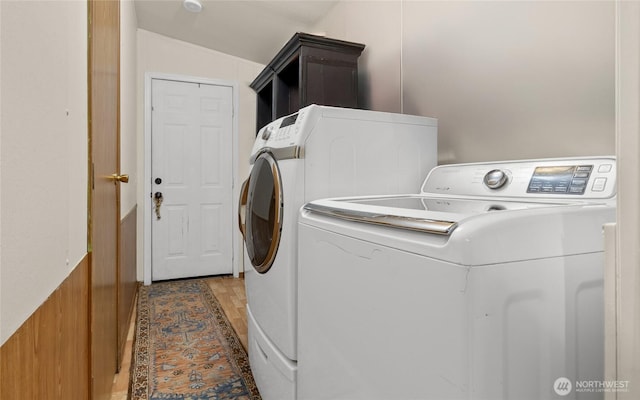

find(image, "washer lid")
[301,195,615,265]
[304,195,577,236]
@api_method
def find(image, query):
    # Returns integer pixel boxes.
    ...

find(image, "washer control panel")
[526,165,594,195]
[423,157,616,200]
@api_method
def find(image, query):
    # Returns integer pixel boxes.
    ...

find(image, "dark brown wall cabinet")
[250,32,365,132]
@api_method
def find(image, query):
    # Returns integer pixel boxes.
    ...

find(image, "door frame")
[89,0,120,396]
[143,72,240,284]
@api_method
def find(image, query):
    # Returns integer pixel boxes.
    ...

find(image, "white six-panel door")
[151,78,233,281]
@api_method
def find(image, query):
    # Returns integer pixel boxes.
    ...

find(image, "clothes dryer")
[297,157,616,400]
[238,104,438,400]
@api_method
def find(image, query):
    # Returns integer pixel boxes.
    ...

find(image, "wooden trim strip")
[118,204,139,369]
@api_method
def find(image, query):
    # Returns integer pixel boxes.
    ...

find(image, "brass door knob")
[110,173,129,183]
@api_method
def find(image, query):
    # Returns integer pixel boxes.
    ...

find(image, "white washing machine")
[297,157,616,400]
[238,104,438,400]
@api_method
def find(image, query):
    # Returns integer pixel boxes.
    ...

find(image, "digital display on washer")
[280,113,298,128]
[527,165,593,194]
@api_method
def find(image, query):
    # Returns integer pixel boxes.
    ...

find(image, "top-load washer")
[297,157,616,400]
[238,104,438,400]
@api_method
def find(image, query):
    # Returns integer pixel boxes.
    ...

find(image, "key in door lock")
[154,192,163,220]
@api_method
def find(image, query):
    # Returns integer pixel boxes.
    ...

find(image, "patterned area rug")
[130,279,261,400]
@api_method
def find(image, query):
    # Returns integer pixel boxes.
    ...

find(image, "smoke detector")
[183,0,203,13]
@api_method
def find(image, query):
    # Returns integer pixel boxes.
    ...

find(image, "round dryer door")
[245,152,283,273]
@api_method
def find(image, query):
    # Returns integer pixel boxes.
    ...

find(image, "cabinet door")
[301,50,359,108]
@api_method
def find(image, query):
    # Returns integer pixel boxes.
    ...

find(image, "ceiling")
[134,0,338,65]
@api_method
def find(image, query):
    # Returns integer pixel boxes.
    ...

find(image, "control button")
[598,164,612,173]
[571,178,587,186]
[554,186,568,193]
[569,186,586,194]
[483,169,508,189]
[527,179,542,193]
[592,177,607,192]
[574,172,590,178]
[577,165,593,172]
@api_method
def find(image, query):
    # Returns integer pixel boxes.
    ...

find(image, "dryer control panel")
[261,112,302,143]
[250,106,315,158]
[422,157,616,200]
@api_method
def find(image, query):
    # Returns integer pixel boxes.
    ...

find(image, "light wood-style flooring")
[110,275,248,400]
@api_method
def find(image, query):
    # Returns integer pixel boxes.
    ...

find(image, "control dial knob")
[483,169,509,190]
[262,125,274,141]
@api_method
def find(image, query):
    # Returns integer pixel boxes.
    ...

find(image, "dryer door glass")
[245,152,283,273]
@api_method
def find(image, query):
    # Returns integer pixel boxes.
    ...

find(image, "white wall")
[314,1,615,164]
[121,0,138,217]
[136,29,263,280]
[311,1,402,112]
[0,0,3,337]
[0,0,87,344]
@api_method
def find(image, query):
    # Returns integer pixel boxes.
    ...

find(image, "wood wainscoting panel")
[0,255,90,399]
[118,205,138,369]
